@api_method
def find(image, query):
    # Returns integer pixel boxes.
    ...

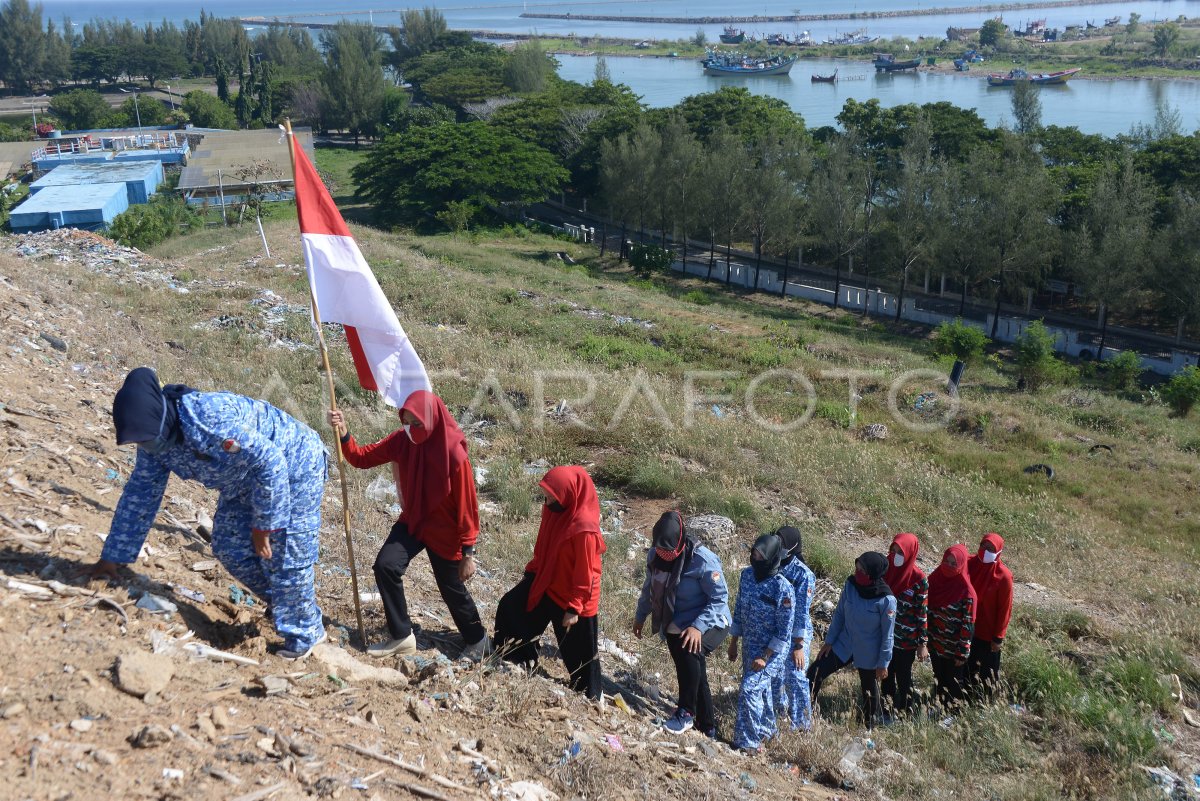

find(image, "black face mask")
[750,533,783,582]
[545,500,567,514]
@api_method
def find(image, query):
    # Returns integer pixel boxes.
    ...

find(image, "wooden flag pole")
[283,118,366,646]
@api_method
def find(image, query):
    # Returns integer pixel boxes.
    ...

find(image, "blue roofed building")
[30,161,164,205]
[8,183,130,234]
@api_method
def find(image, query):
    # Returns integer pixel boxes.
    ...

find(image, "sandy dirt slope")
[0,235,846,801]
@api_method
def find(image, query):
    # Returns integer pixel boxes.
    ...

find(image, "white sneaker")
[368,633,417,658]
[461,637,493,661]
[278,629,327,661]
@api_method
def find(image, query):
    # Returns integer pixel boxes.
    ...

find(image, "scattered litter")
[1023,463,1055,479]
[104,468,120,482]
[365,475,398,505]
[605,734,624,752]
[135,593,178,615]
[599,638,639,668]
[191,560,218,572]
[861,423,889,441]
[358,591,381,604]
[175,587,206,603]
[183,642,260,667]
[70,718,93,732]
[711,404,724,418]
[228,586,256,606]
[739,772,757,790]
[559,741,581,764]
[162,768,184,780]
[939,716,955,730]
[913,391,936,411]
[503,780,560,801]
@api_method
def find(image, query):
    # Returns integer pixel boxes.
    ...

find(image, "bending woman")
[494,466,607,698]
[328,391,487,659]
[633,511,730,736]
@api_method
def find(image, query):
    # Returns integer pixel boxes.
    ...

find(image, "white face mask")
[892,554,905,567]
[403,424,414,442]
[982,550,999,564]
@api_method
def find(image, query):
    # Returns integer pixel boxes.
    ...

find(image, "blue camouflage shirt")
[102,392,325,564]
[779,557,815,649]
[730,568,795,661]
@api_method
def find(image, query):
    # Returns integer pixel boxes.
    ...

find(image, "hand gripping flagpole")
[283,118,366,647]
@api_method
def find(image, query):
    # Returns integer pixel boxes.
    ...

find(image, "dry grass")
[5,211,1195,799]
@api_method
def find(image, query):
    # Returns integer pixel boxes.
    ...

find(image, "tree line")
[345,15,1200,348]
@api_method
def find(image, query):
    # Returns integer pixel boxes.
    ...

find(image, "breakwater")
[519,0,1131,25]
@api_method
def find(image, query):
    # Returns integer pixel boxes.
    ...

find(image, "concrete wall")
[670,258,1195,377]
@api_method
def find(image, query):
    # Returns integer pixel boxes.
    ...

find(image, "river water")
[556,53,1200,135]
[38,0,1200,135]
[39,0,1200,40]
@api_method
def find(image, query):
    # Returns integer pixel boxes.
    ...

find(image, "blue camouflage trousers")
[734,663,781,750]
[210,450,326,652]
[773,652,813,731]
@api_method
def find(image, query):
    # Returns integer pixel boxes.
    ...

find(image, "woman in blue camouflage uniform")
[772,526,815,731]
[727,534,795,753]
[88,368,328,660]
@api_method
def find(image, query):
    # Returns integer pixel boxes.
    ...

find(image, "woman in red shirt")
[494,466,607,698]
[327,391,486,659]
[966,533,1014,698]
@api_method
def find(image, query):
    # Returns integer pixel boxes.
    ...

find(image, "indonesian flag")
[290,135,430,407]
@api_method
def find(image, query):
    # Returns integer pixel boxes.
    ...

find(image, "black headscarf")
[750,533,783,583]
[648,511,695,636]
[775,526,802,565]
[850,551,892,600]
[112,367,196,446]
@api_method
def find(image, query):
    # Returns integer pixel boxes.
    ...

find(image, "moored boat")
[719,25,745,44]
[874,52,921,72]
[987,67,1081,86]
[703,51,796,76]
[811,68,838,82]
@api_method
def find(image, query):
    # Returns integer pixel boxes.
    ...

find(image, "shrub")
[1103,349,1143,392]
[593,454,681,498]
[1161,365,1200,417]
[932,318,989,364]
[681,289,713,305]
[629,243,673,276]
[1015,321,1076,391]
[108,194,201,251]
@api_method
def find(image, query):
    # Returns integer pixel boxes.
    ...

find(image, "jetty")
[517,0,1136,25]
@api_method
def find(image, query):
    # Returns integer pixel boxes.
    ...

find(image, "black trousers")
[806,650,883,728]
[494,572,602,699]
[665,626,728,734]
[373,521,485,645]
[930,652,966,708]
[966,637,1002,699]
[881,647,918,715]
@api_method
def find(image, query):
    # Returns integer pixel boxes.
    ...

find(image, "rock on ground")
[114,651,175,698]
[685,514,736,549]
[312,644,409,686]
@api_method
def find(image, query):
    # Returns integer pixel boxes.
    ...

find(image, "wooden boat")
[703,51,796,76]
[874,52,921,72]
[719,25,745,44]
[811,68,838,82]
[1104,15,1121,26]
[987,67,1081,86]
[1029,67,1081,84]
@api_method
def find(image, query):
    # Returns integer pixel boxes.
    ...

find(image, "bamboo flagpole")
[283,118,366,645]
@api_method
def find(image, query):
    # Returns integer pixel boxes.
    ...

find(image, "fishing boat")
[811,68,838,82]
[1104,15,1121,26]
[1029,67,1082,84]
[986,67,1081,86]
[824,28,878,46]
[702,51,796,76]
[719,25,745,44]
[766,32,788,46]
[874,52,921,72]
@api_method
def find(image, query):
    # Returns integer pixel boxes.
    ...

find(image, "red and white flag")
[289,136,430,407]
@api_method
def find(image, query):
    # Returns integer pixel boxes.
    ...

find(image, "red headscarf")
[883,532,925,596]
[526,466,604,611]
[390,390,468,537]
[927,543,977,621]
[968,533,1009,595]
